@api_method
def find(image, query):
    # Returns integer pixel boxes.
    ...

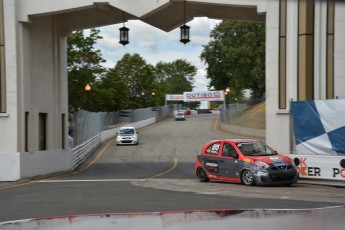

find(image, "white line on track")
[36,179,148,183]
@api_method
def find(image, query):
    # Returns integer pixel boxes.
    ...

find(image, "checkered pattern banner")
[291,99,345,155]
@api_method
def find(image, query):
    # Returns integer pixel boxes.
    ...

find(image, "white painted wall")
[1,0,18,153]
[334,3,345,99]
[264,0,290,153]
[1,207,344,230]
[0,153,20,181]
[266,1,345,154]
[22,16,68,151]
[20,149,72,178]
[16,0,170,22]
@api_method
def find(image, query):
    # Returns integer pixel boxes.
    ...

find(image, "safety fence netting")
[69,105,176,147]
[219,95,265,128]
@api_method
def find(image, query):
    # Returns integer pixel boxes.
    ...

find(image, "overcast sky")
[94,17,221,92]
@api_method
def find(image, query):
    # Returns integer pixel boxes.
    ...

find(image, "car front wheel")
[241,169,255,186]
[196,167,209,182]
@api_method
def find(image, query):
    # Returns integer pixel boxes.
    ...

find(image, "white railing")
[71,134,101,169]
[71,117,157,170]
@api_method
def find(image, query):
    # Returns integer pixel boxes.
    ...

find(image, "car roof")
[208,139,259,144]
[120,126,136,130]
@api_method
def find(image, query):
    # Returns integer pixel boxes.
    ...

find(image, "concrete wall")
[0,149,73,181]
[264,0,286,152]
[1,207,344,230]
[0,1,70,181]
[334,3,345,96]
[22,16,68,151]
[266,1,345,154]
[0,0,18,153]
[20,149,72,178]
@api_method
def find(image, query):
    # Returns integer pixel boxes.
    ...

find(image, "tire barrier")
[1,206,344,230]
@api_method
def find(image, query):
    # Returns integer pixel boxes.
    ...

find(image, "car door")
[201,142,222,175]
[218,142,243,179]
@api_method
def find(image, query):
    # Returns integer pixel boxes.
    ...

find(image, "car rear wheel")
[241,169,255,186]
[196,167,209,182]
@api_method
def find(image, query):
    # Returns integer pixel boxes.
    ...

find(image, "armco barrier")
[1,207,345,230]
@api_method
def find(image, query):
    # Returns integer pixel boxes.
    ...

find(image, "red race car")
[195,139,299,186]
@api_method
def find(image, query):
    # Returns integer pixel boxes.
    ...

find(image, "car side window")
[222,143,238,158]
[205,142,221,155]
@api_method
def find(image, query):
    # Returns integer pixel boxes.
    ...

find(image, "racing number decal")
[206,142,221,155]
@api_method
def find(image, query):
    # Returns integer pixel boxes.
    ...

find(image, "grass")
[230,102,266,130]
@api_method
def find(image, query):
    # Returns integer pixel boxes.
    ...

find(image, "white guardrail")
[1,207,345,230]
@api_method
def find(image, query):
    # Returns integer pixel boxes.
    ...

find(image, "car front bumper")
[116,138,138,145]
[253,167,299,186]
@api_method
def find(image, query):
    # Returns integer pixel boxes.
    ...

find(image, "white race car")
[116,126,139,145]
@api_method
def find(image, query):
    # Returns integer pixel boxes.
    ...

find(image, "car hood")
[247,154,291,164]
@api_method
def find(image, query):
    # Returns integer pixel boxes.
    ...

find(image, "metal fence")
[219,95,266,128]
[69,105,176,147]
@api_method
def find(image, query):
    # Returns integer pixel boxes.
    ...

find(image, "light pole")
[151,91,156,107]
[225,87,230,108]
[225,87,230,123]
[85,84,91,110]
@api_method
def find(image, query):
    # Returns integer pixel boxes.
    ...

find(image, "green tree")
[111,53,155,109]
[200,20,265,100]
[92,69,129,111]
[67,29,106,111]
[155,59,197,106]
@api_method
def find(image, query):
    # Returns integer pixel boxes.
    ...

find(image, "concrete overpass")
[0,0,345,181]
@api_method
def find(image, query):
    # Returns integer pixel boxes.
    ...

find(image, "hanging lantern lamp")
[119,11,129,46]
[180,24,190,44]
[119,26,129,45]
[180,1,190,44]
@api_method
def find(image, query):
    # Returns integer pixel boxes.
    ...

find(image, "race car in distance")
[195,139,299,186]
[175,111,186,121]
[116,126,139,145]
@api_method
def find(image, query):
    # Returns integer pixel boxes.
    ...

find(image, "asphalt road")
[0,114,345,222]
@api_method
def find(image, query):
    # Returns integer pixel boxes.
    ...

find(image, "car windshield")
[120,129,135,135]
[236,142,277,156]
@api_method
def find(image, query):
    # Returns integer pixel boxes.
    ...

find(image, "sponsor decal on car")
[205,161,219,173]
[269,156,284,162]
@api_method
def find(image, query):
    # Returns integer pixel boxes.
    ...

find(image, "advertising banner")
[183,90,224,102]
[287,154,345,181]
[165,94,184,101]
